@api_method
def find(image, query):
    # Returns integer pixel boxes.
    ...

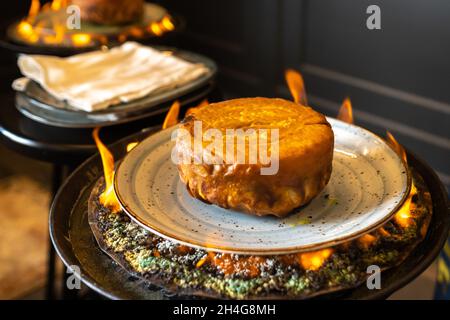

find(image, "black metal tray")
[50,128,450,300]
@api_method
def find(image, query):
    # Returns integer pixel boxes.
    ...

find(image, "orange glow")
[18,21,33,35]
[42,16,64,44]
[378,227,390,237]
[386,131,408,165]
[71,33,92,47]
[17,21,38,43]
[128,27,144,38]
[394,183,417,228]
[146,16,174,36]
[27,0,41,23]
[92,128,121,213]
[153,249,160,257]
[358,234,377,249]
[196,255,209,268]
[126,142,139,152]
[150,23,163,36]
[196,252,216,268]
[195,252,264,277]
[51,0,67,11]
[118,33,128,43]
[16,1,175,47]
[298,249,333,271]
[285,69,307,106]
[186,99,209,116]
[385,131,414,227]
[337,97,354,124]
[161,16,175,31]
[162,101,180,129]
[207,253,264,277]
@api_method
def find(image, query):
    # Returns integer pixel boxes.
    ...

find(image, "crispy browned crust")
[175,97,334,217]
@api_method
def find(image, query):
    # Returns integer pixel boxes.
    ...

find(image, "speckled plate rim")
[114,118,411,255]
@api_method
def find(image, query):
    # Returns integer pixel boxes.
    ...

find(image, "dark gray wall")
[163,0,450,191]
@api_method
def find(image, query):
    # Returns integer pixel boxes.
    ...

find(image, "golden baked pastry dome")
[175,97,334,217]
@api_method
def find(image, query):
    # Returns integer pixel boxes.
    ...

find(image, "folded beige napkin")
[14,42,209,112]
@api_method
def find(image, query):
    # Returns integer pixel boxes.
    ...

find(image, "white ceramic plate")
[114,118,410,255]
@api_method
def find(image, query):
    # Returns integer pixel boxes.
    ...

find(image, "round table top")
[0,84,214,165]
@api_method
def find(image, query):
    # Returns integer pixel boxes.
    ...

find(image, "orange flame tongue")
[385,131,415,228]
[27,0,41,23]
[298,248,333,271]
[285,69,308,106]
[162,100,180,129]
[337,97,354,124]
[93,128,121,213]
[357,233,377,249]
[126,142,138,152]
[91,100,180,212]
[394,183,416,228]
[51,0,67,11]
[386,131,408,165]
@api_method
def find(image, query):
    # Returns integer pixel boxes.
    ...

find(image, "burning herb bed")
[87,167,432,299]
[50,71,448,299]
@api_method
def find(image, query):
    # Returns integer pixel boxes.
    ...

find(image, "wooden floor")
[0,143,51,299]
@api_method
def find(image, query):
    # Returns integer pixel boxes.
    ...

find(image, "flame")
[90,100,180,213]
[196,249,333,274]
[153,249,161,257]
[118,34,127,43]
[358,234,377,249]
[186,99,209,116]
[43,16,65,44]
[394,182,417,228]
[71,33,92,47]
[285,69,308,106]
[92,128,121,213]
[386,131,408,165]
[26,0,41,23]
[196,252,217,268]
[128,27,144,38]
[147,16,175,36]
[338,104,414,230]
[162,101,180,129]
[337,97,354,124]
[384,131,415,227]
[196,254,210,268]
[378,227,390,237]
[196,253,264,277]
[161,16,175,31]
[17,21,38,43]
[150,23,163,36]
[126,142,138,152]
[298,248,333,271]
[16,1,175,47]
[50,0,67,11]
